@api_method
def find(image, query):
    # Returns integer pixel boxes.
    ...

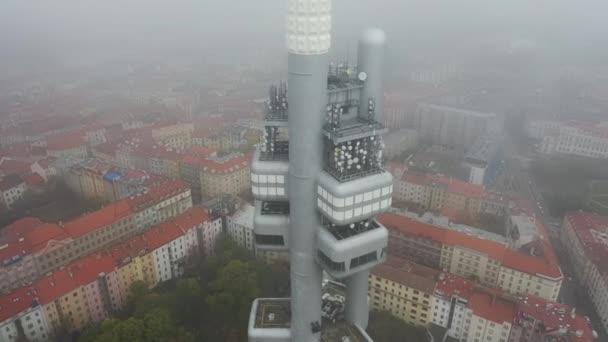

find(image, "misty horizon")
[1,0,608,72]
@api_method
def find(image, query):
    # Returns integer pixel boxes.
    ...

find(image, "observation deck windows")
[350,251,377,269]
[255,234,285,246]
[318,250,346,272]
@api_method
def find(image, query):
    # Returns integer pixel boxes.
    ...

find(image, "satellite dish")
[358,72,367,81]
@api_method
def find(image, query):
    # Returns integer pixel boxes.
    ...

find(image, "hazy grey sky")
[1,0,607,68]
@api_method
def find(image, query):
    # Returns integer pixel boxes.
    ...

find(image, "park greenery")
[78,236,289,342]
[367,311,428,342]
[76,236,420,342]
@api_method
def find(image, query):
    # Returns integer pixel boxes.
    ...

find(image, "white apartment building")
[527,119,608,159]
[0,302,52,342]
[226,203,255,252]
[199,217,223,257]
[560,211,608,334]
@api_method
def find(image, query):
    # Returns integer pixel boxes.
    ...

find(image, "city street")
[494,134,608,339]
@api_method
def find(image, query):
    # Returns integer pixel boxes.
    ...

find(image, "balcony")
[323,117,386,144]
[252,147,289,201]
[317,170,393,225]
[316,220,388,279]
[253,201,289,251]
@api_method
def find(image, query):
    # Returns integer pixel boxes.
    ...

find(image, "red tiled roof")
[180,146,218,166]
[143,222,185,250]
[24,173,45,187]
[379,212,562,278]
[0,207,208,322]
[565,211,608,275]
[46,131,86,150]
[0,143,34,159]
[126,179,189,211]
[35,156,57,169]
[201,153,252,174]
[400,172,431,186]
[0,238,32,267]
[27,224,69,253]
[0,285,41,322]
[93,141,120,156]
[469,291,516,324]
[430,174,484,198]
[400,171,484,198]
[372,256,440,294]
[516,294,596,342]
[67,252,116,286]
[0,159,32,176]
[109,235,150,266]
[435,273,475,300]
[172,207,209,229]
[35,269,80,304]
[137,145,183,161]
[63,201,132,239]
[2,217,43,236]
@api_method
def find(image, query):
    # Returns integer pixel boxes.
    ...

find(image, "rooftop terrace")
[249,281,373,341]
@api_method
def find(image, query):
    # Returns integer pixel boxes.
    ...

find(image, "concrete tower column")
[358,28,387,123]
[286,0,332,341]
[345,270,370,328]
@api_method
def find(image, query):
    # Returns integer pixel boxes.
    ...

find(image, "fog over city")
[2,0,608,70]
[1,1,608,342]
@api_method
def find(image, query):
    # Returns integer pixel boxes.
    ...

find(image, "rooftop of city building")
[371,256,441,294]
[564,211,608,275]
[379,211,562,279]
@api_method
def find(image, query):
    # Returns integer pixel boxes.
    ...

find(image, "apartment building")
[0,180,192,294]
[226,203,255,252]
[192,126,246,151]
[150,122,194,150]
[369,256,596,342]
[200,153,251,199]
[461,291,514,342]
[0,174,27,210]
[45,134,88,160]
[369,257,439,327]
[527,119,608,160]
[415,104,500,148]
[63,158,149,202]
[395,171,484,221]
[0,208,221,341]
[380,212,562,301]
[178,146,217,200]
[560,211,608,334]
[139,145,182,179]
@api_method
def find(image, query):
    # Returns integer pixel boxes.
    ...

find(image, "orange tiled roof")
[379,212,562,278]
[469,291,516,324]
[201,153,252,174]
[63,200,132,239]
[0,159,32,176]
[46,131,86,150]
[0,285,41,322]
[565,211,608,275]
[372,256,440,294]
[0,207,209,321]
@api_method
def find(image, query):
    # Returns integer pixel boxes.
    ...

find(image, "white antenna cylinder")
[287,0,332,55]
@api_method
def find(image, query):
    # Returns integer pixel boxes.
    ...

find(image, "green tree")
[367,311,427,342]
[171,278,206,330]
[203,260,260,341]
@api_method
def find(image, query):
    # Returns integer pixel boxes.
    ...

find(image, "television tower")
[249,1,392,340]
